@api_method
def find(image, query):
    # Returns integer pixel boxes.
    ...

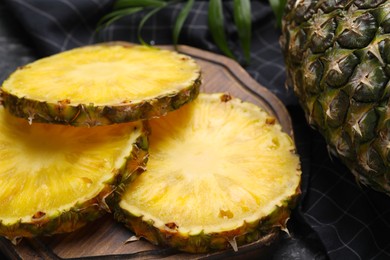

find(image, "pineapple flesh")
[114,93,301,253]
[281,1,390,193]
[0,107,148,240]
[1,43,201,126]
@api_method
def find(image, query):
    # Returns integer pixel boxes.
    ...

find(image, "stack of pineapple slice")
[0,43,301,253]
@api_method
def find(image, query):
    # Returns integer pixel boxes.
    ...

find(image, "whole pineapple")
[281,0,390,193]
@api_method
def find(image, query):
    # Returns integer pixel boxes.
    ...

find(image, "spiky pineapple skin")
[113,194,299,253]
[281,0,390,193]
[0,123,149,241]
[1,43,201,126]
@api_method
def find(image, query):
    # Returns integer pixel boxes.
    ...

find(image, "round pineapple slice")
[0,107,148,241]
[114,93,301,253]
[1,43,201,126]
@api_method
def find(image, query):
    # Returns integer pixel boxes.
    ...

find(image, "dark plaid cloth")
[2,1,390,259]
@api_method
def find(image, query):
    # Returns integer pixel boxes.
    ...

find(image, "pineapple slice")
[115,93,301,253]
[0,107,148,241]
[1,43,201,126]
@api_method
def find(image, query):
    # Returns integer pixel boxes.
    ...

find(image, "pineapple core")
[120,94,301,235]
[0,108,143,224]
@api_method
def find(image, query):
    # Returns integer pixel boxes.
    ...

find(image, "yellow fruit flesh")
[0,107,143,225]
[120,93,301,235]
[2,45,200,105]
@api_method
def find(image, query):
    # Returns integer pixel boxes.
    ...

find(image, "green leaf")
[113,0,167,10]
[173,0,194,46]
[233,0,251,64]
[268,0,287,28]
[96,7,143,32]
[137,6,166,45]
[208,0,235,59]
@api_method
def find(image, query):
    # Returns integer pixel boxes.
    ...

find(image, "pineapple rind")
[0,113,149,240]
[1,43,201,126]
[114,93,301,253]
[114,194,299,253]
[1,82,200,127]
[281,0,390,194]
[0,186,108,240]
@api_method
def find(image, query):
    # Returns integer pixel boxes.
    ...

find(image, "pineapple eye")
[165,222,179,230]
[218,209,234,219]
[266,117,276,125]
[271,137,281,149]
[32,211,46,221]
[337,10,377,49]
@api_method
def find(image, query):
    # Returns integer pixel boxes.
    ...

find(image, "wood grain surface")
[0,45,293,260]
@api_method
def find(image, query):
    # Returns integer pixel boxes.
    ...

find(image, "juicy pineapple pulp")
[115,93,301,253]
[1,43,201,126]
[0,107,148,240]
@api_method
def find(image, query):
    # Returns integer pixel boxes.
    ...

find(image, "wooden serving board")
[0,45,293,260]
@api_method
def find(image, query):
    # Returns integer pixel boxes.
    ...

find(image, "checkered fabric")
[2,0,390,259]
